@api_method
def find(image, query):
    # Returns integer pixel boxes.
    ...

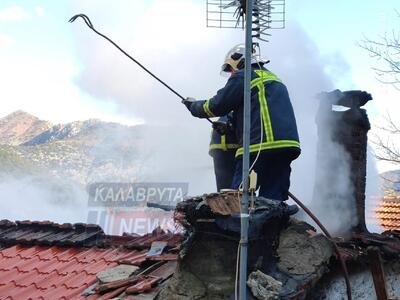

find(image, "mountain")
[0,110,52,146]
[23,119,139,146]
[0,146,38,176]
[0,111,148,186]
[23,119,101,146]
[381,169,400,196]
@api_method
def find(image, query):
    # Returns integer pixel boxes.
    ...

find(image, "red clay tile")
[0,256,26,271]
[0,268,21,284]
[125,276,161,294]
[68,248,98,263]
[53,248,82,262]
[117,250,148,262]
[149,261,177,279]
[40,285,80,300]
[42,273,70,289]
[35,246,60,260]
[0,245,25,258]
[0,281,18,296]
[84,260,117,275]
[106,248,133,261]
[4,283,44,300]
[62,271,97,289]
[0,224,181,300]
[78,248,112,263]
[15,270,48,288]
[55,260,88,275]
[97,285,127,300]
[91,248,122,263]
[17,246,46,259]
[12,256,43,273]
[60,287,86,300]
[35,259,60,274]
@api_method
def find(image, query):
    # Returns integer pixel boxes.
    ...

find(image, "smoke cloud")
[2,1,382,235]
[69,0,365,234]
[0,174,87,224]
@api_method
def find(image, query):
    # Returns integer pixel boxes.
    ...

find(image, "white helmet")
[220,43,268,76]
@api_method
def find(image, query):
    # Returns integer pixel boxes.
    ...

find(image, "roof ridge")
[0,219,105,248]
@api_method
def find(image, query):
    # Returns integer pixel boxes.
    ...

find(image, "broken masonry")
[313,90,372,233]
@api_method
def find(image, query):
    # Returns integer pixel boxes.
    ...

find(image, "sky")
[1,0,399,231]
[0,0,399,171]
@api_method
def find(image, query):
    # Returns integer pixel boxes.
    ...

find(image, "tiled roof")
[0,219,181,299]
[0,245,140,299]
[0,220,104,247]
[374,196,400,231]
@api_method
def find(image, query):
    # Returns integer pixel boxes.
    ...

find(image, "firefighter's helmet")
[220,43,268,76]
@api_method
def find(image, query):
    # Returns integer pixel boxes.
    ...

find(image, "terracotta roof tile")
[372,197,400,231]
[0,282,46,300]
[0,246,135,299]
[62,271,98,289]
[53,248,82,262]
[0,220,105,247]
[1,245,29,258]
[0,268,21,284]
[0,220,181,299]
[40,285,84,300]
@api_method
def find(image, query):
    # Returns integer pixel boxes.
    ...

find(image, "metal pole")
[239,0,253,299]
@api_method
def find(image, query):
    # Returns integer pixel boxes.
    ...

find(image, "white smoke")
[0,174,87,223]
[1,1,381,235]
[69,0,367,233]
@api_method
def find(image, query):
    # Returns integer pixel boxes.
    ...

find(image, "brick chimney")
[314,90,372,233]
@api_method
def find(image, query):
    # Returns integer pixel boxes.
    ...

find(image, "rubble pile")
[155,192,400,299]
[158,193,335,299]
[247,270,282,300]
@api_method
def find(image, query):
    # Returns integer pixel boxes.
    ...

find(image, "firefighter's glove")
[182,97,196,111]
[212,121,228,135]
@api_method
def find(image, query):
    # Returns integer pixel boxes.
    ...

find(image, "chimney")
[314,90,372,233]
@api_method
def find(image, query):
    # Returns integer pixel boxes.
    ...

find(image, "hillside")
[0,111,147,185]
[381,169,400,196]
[0,111,52,146]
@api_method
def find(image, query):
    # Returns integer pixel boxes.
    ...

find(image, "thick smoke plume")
[2,1,382,235]
[0,175,87,224]
[69,0,363,233]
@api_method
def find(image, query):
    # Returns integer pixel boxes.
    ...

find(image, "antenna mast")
[206,1,286,299]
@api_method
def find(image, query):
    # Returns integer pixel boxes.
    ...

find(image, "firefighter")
[183,44,300,201]
[209,114,240,191]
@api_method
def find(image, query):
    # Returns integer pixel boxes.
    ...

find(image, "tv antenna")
[206,1,285,300]
[206,0,285,42]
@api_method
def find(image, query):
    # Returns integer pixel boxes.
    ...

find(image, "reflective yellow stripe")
[203,99,215,118]
[221,135,227,151]
[209,134,240,151]
[235,140,300,157]
[257,83,268,141]
[234,70,299,157]
[251,70,278,143]
[210,144,240,151]
[257,83,274,142]
[251,70,282,88]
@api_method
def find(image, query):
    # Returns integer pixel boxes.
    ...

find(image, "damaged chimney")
[314,90,372,233]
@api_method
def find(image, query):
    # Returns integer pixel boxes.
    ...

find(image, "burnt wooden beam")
[368,247,389,300]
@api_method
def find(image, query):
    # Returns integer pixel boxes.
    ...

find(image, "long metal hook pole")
[69,14,213,124]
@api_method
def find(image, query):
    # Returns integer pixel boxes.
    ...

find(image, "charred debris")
[157,90,400,300]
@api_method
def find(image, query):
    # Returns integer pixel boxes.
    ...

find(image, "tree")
[360,19,400,166]
[360,25,400,90]
[372,114,400,165]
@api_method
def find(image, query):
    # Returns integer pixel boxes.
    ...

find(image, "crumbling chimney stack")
[314,90,372,233]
